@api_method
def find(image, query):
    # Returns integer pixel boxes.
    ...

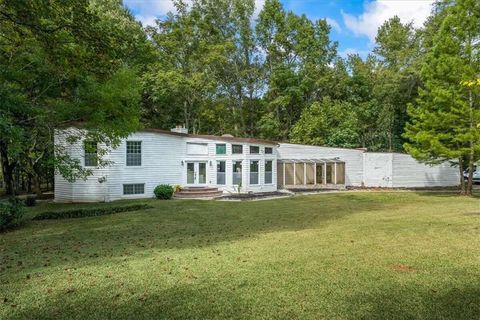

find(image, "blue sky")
[124,0,434,59]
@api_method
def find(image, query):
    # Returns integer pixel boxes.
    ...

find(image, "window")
[265,147,273,154]
[265,160,273,184]
[250,160,259,185]
[216,144,226,155]
[233,161,242,185]
[217,161,226,185]
[316,163,324,184]
[123,183,144,195]
[126,141,141,166]
[249,146,259,154]
[232,144,243,154]
[326,164,334,184]
[84,141,97,167]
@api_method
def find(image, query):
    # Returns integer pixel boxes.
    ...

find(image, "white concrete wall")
[277,143,365,186]
[391,153,459,187]
[363,153,393,187]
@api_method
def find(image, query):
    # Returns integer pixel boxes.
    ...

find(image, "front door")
[186,162,207,185]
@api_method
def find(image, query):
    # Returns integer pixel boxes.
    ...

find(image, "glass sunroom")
[277,159,346,189]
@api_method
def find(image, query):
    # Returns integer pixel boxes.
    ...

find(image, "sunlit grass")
[1,192,479,319]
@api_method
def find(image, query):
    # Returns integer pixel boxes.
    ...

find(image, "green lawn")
[1,192,479,319]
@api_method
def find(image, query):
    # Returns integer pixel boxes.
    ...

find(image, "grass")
[1,192,479,319]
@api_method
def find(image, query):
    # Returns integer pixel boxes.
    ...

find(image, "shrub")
[25,195,36,207]
[154,184,174,200]
[34,203,153,220]
[0,198,25,231]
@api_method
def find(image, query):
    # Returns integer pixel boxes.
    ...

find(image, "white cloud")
[339,48,370,59]
[124,0,266,27]
[342,0,434,42]
[325,17,342,33]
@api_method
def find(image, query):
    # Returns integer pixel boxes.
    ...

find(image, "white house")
[54,127,460,202]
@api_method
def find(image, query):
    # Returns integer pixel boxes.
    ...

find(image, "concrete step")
[174,187,223,199]
[174,191,224,199]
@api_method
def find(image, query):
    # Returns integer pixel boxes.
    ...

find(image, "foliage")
[154,184,174,200]
[291,97,359,148]
[403,0,480,195]
[24,196,36,207]
[0,198,25,231]
[0,0,151,194]
[33,203,153,220]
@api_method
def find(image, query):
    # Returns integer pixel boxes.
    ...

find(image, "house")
[54,127,460,202]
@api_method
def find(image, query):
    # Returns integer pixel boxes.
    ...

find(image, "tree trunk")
[0,145,16,196]
[466,88,475,196]
[33,171,42,196]
[459,157,466,195]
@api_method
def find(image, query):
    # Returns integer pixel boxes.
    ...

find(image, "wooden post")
[314,163,317,185]
[293,162,296,185]
[323,163,327,184]
[334,163,337,185]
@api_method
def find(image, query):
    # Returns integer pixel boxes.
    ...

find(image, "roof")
[279,158,345,163]
[141,128,278,146]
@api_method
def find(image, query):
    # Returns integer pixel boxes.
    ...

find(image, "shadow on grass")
[351,284,480,320]
[1,194,390,276]
[6,276,480,320]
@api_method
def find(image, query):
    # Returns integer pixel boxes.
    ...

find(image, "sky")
[123,0,435,59]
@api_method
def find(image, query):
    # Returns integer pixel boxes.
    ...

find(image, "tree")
[256,0,337,140]
[0,0,148,194]
[290,97,359,147]
[404,0,480,195]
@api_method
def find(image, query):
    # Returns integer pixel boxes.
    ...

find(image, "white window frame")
[264,160,273,185]
[123,183,145,195]
[249,160,259,185]
[126,141,142,167]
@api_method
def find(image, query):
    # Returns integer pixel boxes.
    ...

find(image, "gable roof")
[141,128,278,146]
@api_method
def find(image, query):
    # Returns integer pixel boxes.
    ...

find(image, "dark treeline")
[1,0,479,195]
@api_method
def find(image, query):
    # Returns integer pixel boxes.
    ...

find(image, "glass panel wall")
[277,162,284,187]
[265,160,273,184]
[217,161,226,185]
[316,163,324,184]
[198,162,206,184]
[250,160,259,185]
[336,163,345,184]
[187,163,195,184]
[295,163,305,185]
[326,164,334,184]
[233,161,242,185]
[305,163,315,184]
[285,163,294,185]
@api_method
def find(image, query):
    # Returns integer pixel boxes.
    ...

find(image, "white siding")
[277,143,365,186]
[391,153,459,188]
[54,130,278,202]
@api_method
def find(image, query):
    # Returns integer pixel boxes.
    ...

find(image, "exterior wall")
[277,143,365,186]
[54,130,461,202]
[363,153,393,187]
[54,129,277,202]
[181,137,277,193]
[391,153,459,187]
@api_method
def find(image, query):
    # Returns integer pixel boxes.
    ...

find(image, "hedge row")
[33,203,153,220]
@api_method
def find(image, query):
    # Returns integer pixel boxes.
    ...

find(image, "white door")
[186,162,207,185]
